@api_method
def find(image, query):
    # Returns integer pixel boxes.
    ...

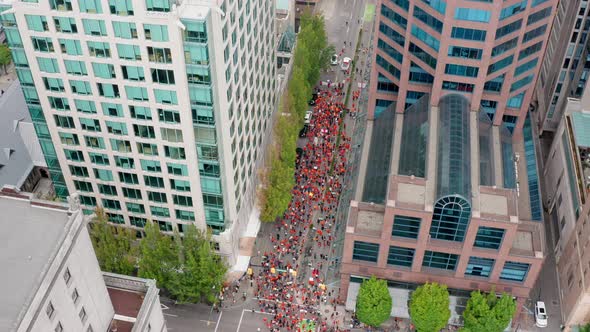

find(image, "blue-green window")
[392,215,421,239]
[109,138,131,153]
[381,3,407,29]
[74,180,93,192]
[94,168,114,181]
[455,8,491,22]
[69,165,89,177]
[171,179,191,191]
[82,19,107,36]
[130,105,152,120]
[445,64,479,78]
[167,163,188,176]
[474,226,504,249]
[121,65,145,81]
[491,38,518,57]
[130,216,147,227]
[37,57,60,73]
[451,27,486,41]
[500,1,527,20]
[146,0,172,12]
[515,58,538,77]
[79,196,97,206]
[137,143,158,156]
[495,19,522,40]
[352,241,379,263]
[148,191,167,203]
[183,20,207,42]
[108,0,133,15]
[115,157,135,169]
[70,80,92,95]
[200,177,220,193]
[96,83,120,98]
[532,0,548,6]
[106,121,127,135]
[525,115,542,220]
[126,202,145,214]
[186,66,210,85]
[465,257,495,278]
[484,74,504,93]
[528,7,552,25]
[84,136,105,149]
[134,124,155,138]
[151,206,170,217]
[379,22,405,47]
[522,25,547,43]
[377,38,403,63]
[387,246,415,267]
[409,62,434,83]
[151,68,175,84]
[74,99,96,113]
[17,70,34,86]
[102,103,123,117]
[120,173,139,185]
[79,117,100,131]
[23,87,40,105]
[78,0,102,13]
[413,6,443,33]
[117,44,141,60]
[408,43,437,69]
[510,74,533,92]
[159,109,180,123]
[112,21,137,39]
[391,0,409,11]
[64,60,87,76]
[43,77,65,91]
[431,195,471,242]
[144,175,164,187]
[176,209,195,221]
[141,159,161,172]
[377,73,399,93]
[518,41,543,60]
[376,55,400,79]
[54,17,77,33]
[154,89,178,105]
[59,39,82,55]
[64,149,84,161]
[87,41,111,58]
[6,31,24,48]
[125,86,148,101]
[32,37,54,53]
[422,251,459,270]
[89,152,109,165]
[189,86,212,106]
[25,15,48,31]
[59,132,79,145]
[99,184,117,196]
[448,46,482,60]
[421,0,445,14]
[500,261,530,282]
[442,81,474,92]
[411,25,440,51]
[92,63,116,79]
[487,55,514,74]
[144,24,169,41]
[102,199,121,210]
[173,194,193,207]
[182,45,206,64]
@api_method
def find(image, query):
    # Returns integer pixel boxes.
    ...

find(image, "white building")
[0,186,167,332]
[0,0,278,266]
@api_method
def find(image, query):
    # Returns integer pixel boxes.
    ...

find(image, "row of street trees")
[260,14,334,222]
[89,208,226,304]
[356,276,516,332]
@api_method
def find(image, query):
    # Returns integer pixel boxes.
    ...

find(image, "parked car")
[299,125,308,138]
[304,110,313,124]
[535,301,548,328]
[331,54,339,65]
[341,57,351,71]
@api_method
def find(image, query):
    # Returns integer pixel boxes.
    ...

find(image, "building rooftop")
[0,188,69,331]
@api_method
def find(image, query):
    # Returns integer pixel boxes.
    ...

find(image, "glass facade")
[352,241,380,262]
[473,226,505,249]
[422,251,459,270]
[500,261,530,282]
[398,93,429,177]
[465,257,495,278]
[392,215,421,238]
[387,246,415,267]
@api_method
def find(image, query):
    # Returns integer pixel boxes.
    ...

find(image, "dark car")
[299,125,308,138]
[308,93,319,106]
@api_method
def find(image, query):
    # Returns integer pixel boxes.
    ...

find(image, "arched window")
[430,195,471,242]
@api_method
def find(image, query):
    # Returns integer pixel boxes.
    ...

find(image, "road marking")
[164,313,179,317]
[349,11,353,19]
[214,311,223,332]
[236,309,245,332]
[346,26,350,34]
[161,304,169,310]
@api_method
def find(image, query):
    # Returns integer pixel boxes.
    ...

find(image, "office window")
[474,226,505,249]
[510,74,534,92]
[151,69,175,84]
[133,124,155,138]
[87,41,111,58]
[70,80,92,95]
[491,38,518,57]
[448,46,482,60]
[122,186,142,198]
[413,6,443,33]
[103,198,121,210]
[107,213,124,224]
[79,0,102,13]
[176,209,195,221]
[411,25,440,51]
[451,27,486,41]
[167,163,188,176]
[499,1,527,20]
[73,99,96,114]
[102,102,123,117]
[409,62,434,83]
[50,0,72,10]
[64,149,84,161]
[515,58,538,77]
[445,64,479,78]
[500,261,530,282]
[144,24,169,41]
[165,146,185,160]
[484,74,504,93]
[64,60,87,76]
[69,165,89,177]
[387,246,415,267]
[60,132,79,145]
[126,202,145,214]
[82,19,107,36]
[94,168,113,181]
[141,159,161,172]
[522,25,547,43]
[487,55,514,74]
[38,57,60,73]
[85,136,105,149]
[518,41,543,60]
[109,0,134,15]
[455,8,491,22]
[148,46,173,63]
[92,63,116,79]
[25,15,48,31]
[442,80,474,92]
[54,114,75,128]
[130,216,147,227]
[154,89,178,105]
[173,194,193,207]
[32,37,54,53]
[106,121,127,135]
[408,43,437,69]
[376,55,401,79]
[125,86,149,101]
[377,38,403,63]
[43,77,65,92]
[122,65,145,81]
[110,139,132,153]
[378,22,405,47]
[148,191,168,203]
[183,19,207,42]
[97,83,120,98]
[117,44,141,60]
[130,105,152,120]
[527,7,552,25]
[59,39,83,56]
[146,0,172,12]
[465,257,495,278]
[161,128,183,143]
[137,143,158,156]
[495,19,522,40]
[115,156,135,169]
[112,21,137,39]
[151,206,170,217]
[89,152,109,165]
[80,195,97,206]
[186,66,210,84]
[352,241,379,262]
[421,0,445,14]
[200,178,221,194]
[170,179,191,191]
[422,251,459,270]
[74,180,93,192]
[98,184,117,196]
[381,3,407,29]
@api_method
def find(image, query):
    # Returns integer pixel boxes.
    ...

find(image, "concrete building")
[0,186,166,332]
[542,86,590,330]
[368,0,557,132]
[533,0,590,135]
[0,0,277,266]
[339,92,545,322]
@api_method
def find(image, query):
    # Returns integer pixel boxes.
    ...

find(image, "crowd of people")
[248,83,361,331]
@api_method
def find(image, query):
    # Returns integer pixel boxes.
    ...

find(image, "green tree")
[461,290,516,332]
[137,222,180,290]
[0,44,11,74]
[580,323,590,332]
[409,282,451,332]
[88,207,137,275]
[356,276,392,327]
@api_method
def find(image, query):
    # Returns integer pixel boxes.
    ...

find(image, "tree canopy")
[409,282,451,332]
[356,276,392,327]
[461,290,516,332]
[0,44,11,74]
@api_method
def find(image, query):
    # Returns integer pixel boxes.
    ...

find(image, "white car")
[341,57,351,71]
[331,54,339,65]
[304,110,313,124]
[535,301,548,328]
